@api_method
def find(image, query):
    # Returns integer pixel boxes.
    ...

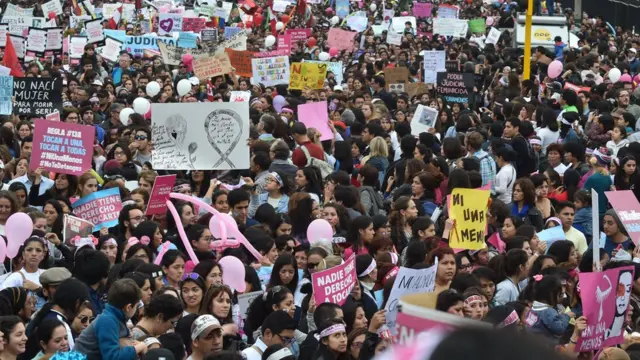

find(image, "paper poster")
[193,52,233,80]
[158,41,216,66]
[225,49,254,78]
[158,13,183,36]
[468,18,486,33]
[0,25,7,48]
[277,33,291,54]
[485,27,501,44]
[286,28,311,43]
[385,264,437,335]
[449,189,490,250]
[42,0,64,16]
[387,31,402,46]
[238,291,263,319]
[311,255,356,306]
[26,27,47,56]
[85,18,105,45]
[0,76,13,116]
[410,105,438,136]
[574,266,635,351]
[433,18,468,38]
[69,36,88,59]
[30,119,94,176]
[62,215,94,246]
[145,174,177,215]
[251,56,290,87]
[391,16,416,33]
[224,26,241,40]
[212,29,247,53]
[289,62,327,90]
[2,16,45,36]
[298,101,332,141]
[327,28,356,51]
[437,5,459,18]
[305,60,343,85]
[122,3,136,22]
[536,226,566,249]
[151,102,250,170]
[423,50,446,84]
[72,188,123,231]
[9,35,26,61]
[45,27,63,54]
[182,17,206,33]
[413,2,433,18]
[3,4,34,17]
[13,77,62,116]
[201,29,218,44]
[437,72,473,104]
[102,3,122,19]
[605,190,640,245]
[229,91,251,102]
[101,36,124,62]
[346,16,368,32]
[272,0,289,12]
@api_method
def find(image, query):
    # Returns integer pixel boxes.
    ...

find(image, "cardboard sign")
[384,67,409,91]
[225,49,254,78]
[385,264,437,335]
[0,76,13,116]
[410,105,438,136]
[182,17,206,33]
[575,266,635,351]
[62,214,94,246]
[449,189,490,250]
[605,190,640,245]
[30,119,94,176]
[193,52,233,80]
[327,28,356,51]
[251,56,290,87]
[3,16,44,37]
[13,77,63,116]
[289,62,327,90]
[72,188,123,231]
[298,101,332,141]
[436,72,474,104]
[311,255,356,306]
[145,174,177,215]
[406,83,428,99]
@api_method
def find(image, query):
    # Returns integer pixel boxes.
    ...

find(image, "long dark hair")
[267,254,298,293]
[346,216,373,255]
[562,169,581,202]
[43,199,64,238]
[615,155,637,191]
[245,286,292,332]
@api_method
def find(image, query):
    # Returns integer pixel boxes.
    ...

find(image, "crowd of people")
[2,0,640,359]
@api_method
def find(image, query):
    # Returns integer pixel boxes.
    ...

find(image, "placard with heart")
[158,13,182,36]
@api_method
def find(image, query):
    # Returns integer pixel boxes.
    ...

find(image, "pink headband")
[319,324,346,338]
[281,107,294,114]
[529,139,542,146]
[128,236,150,247]
[545,217,562,226]
[497,310,519,328]
[464,295,483,306]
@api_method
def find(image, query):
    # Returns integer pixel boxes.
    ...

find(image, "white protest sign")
[230,91,251,102]
[3,17,45,36]
[42,0,64,16]
[385,263,437,335]
[433,18,468,38]
[423,50,445,84]
[238,291,263,319]
[213,30,248,53]
[26,28,47,56]
[346,15,368,33]
[85,19,105,45]
[391,16,416,33]
[485,27,501,45]
[122,4,136,22]
[158,13,183,36]
[70,16,92,30]
[69,36,88,59]
[102,3,122,19]
[45,27,63,54]
[9,35,26,60]
[100,36,124,62]
[273,0,289,12]
[411,105,439,136]
[0,25,7,48]
[387,31,402,46]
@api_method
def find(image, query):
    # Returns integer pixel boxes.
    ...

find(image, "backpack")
[516,135,538,175]
[300,145,333,178]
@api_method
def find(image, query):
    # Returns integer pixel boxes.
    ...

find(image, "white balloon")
[275,21,284,30]
[370,3,377,11]
[609,68,622,83]
[133,97,151,115]
[330,16,339,25]
[265,35,276,47]
[177,79,192,97]
[119,108,135,126]
[318,52,330,61]
[146,81,161,97]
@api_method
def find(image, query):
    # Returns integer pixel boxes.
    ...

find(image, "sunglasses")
[79,315,95,324]
[181,273,201,281]
[307,262,320,269]
[135,135,147,140]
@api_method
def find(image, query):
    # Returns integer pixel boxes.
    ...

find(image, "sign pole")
[523,0,533,79]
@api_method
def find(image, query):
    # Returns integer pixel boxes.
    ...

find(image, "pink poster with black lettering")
[30,119,94,176]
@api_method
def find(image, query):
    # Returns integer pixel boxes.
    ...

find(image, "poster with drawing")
[574,266,634,351]
[151,102,250,170]
[410,105,438,136]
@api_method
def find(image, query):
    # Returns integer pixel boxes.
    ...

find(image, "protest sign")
[298,102,332,141]
[9,35,26,61]
[384,67,409,92]
[286,28,311,43]
[272,0,289,12]
[485,27,501,44]
[151,102,250,170]
[69,36,87,60]
[386,31,402,46]
[468,18,486,33]
[72,188,123,231]
[575,266,635,351]
[304,60,343,85]
[178,32,198,49]
[593,189,601,271]
[85,18,104,45]
[225,49,253,78]
[449,188,490,250]
[26,28,47,56]
[437,5,459,18]
[437,72,474,103]
[251,56,290,87]
[605,190,640,245]
[254,49,290,58]
[346,16,368,32]
[224,27,242,40]
[158,41,215,66]
[62,215,94,246]
[0,25,7,48]
[385,264,437,334]
[4,4,34,17]
[3,16,44,36]
[413,2,433,17]
[564,82,592,94]
[45,27,63,55]
[391,16,416,33]
[122,34,190,56]
[42,0,63,16]
[230,91,251,102]
[406,83,428,99]
[336,0,349,18]
[238,291,263,319]
[212,29,247,53]
[13,77,62,116]
[277,33,291,54]
[30,119,94,176]
[182,17,206,33]
[289,62,327,90]
[100,36,123,62]
[158,13,183,36]
[311,255,356,306]
[0,76,13,116]
[193,52,233,80]
[433,18,468,38]
[46,111,60,122]
[201,29,218,44]
[410,105,438,136]
[145,174,177,216]
[327,28,356,51]
[423,50,446,84]
[536,226,566,250]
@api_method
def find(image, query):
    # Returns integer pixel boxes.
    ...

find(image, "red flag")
[297,0,307,15]
[108,4,123,29]
[1,36,24,77]
[207,80,214,102]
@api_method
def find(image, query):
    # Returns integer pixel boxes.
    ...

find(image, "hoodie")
[526,301,570,340]
[74,304,136,360]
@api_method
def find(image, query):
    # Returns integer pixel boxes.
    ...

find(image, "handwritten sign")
[286,28,311,43]
[85,18,104,45]
[100,36,123,63]
[437,5,459,18]
[433,18,467,38]
[575,266,634,351]
[193,52,233,80]
[42,0,63,16]
[387,31,402,46]
[485,27,501,44]
[30,119,94,176]
[145,174,177,215]
[201,29,218,44]
[251,56,290,87]
[182,17,206,33]
[26,28,47,56]
[62,215,94,246]
[413,2,433,18]
[151,102,250,170]
[225,49,254,78]
[385,264,437,335]
[13,78,62,116]
[437,72,473,104]
[605,190,640,245]
[0,76,13,116]
[311,255,356,306]
[327,28,356,51]
[45,27,63,55]
[289,62,327,90]
[304,60,343,86]
[423,51,446,84]
[73,188,123,231]
[9,35,26,61]
[158,41,215,66]
[449,188,490,250]
[158,13,183,36]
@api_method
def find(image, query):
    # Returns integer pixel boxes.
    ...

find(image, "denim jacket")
[525,301,570,340]
[249,192,289,218]
[574,207,593,242]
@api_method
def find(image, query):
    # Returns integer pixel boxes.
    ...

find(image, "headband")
[497,310,519,328]
[122,200,136,207]
[281,107,294,114]
[389,252,398,265]
[128,236,150,246]
[103,238,117,247]
[545,217,562,226]
[358,259,377,278]
[173,183,192,192]
[528,139,542,145]
[269,172,284,186]
[464,295,484,306]
[266,348,294,360]
[319,324,346,338]
[250,98,262,107]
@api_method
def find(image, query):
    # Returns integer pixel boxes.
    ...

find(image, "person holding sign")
[524,274,574,341]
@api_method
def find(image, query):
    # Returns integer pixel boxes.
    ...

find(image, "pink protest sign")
[46,110,60,121]
[30,119,94,176]
[605,190,640,245]
[254,49,290,58]
[182,17,207,33]
[298,101,332,141]
[576,266,635,352]
[277,32,291,54]
[327,28,357,51]
[286,28,311,43]
[72,187,123,231]
[413,2,433,18]
[311,255,356,305]
[145,174,177,216]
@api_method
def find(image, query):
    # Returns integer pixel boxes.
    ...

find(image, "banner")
[605,190,640,245]
[311,255,356,306]
[72,188,123,231]
[289,62,327,90]
[225,49,254,78]
[13,77,63,116]
[449,188,490,250]
[145,174,177,215]
[327,28,356,51]
[62,215,94,246]
[384,67,409,92]
[151,102,250,170]
[0,76,13,116]
[30,119,94,176]
[158,13,183,36]
[385,264,437,335]
[433,18,468,38]
[410,105,438,136]
[193,52,233,80]
[251,56,290,87]
[436,72,474,104]
[45,27,63,55]
[574,266,634,351]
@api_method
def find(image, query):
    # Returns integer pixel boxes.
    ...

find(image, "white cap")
[189,77,200,86]
[191,315,221,340]
[629,48,637,54]
[333,85,343,91]
[92,79,103,86]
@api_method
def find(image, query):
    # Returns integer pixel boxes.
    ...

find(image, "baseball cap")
[630,48,637,54]
[333,85,343,92]
[40,267,72,286]
[92,79,103,86]
[191,315,221,340]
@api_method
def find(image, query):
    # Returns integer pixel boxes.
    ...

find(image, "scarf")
[511,202,530,219]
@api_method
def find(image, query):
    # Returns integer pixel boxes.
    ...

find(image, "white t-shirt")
[0,268,45,289]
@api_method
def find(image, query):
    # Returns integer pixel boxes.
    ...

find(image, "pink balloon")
[329,47,339,57]
[165,200,200,266]
[6,213,33,258]
[307,219,334,244]
[401,11,409,15]
[219,256,247,292]
[548,60,563,79]
[486,17,494,26]
[620,74,633,83]
[209,214,241,252]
